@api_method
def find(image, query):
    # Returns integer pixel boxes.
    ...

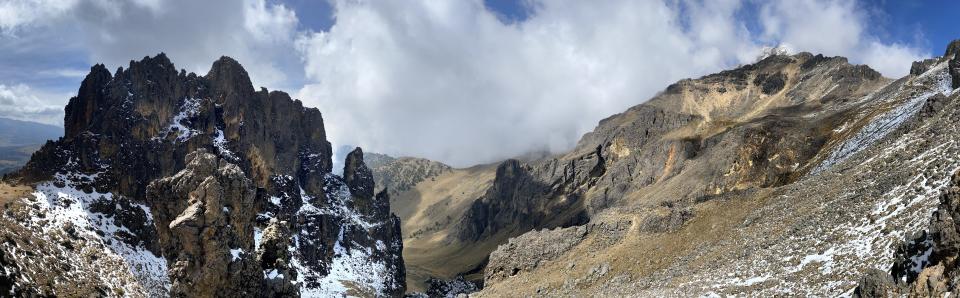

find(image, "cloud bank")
[0,0,936,167]
[0,84,64,124]
[295,0,927,167]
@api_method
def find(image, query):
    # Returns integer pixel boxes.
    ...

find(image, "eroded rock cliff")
[0,54,404,297]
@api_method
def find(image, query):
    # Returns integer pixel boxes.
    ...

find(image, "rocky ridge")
[0,54,404,296]
[386,40,960,295]
[470,40,960,296]
[365,152,452,198]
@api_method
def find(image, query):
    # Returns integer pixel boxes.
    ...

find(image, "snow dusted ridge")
[1,172,169,297]
[676,67,960,295]
[813,61,957,174]
[5,54,403,296]
[261,173,401,297]
[212,128,239,161]
[155,97,205,142]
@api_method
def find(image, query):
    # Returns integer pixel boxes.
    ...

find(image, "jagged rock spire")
[946,39,960,89]
[344,147,374,200]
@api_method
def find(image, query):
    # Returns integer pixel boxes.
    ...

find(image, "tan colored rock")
[147,149,259,297]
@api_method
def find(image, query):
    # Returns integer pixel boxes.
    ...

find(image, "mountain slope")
[393,41,960,295]
[474,40,960,296]
[365,152,452,198]
[0,55,404,297]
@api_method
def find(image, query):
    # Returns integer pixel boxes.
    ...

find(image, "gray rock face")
[453,52,885,250]
[911,58,940,76]
[852,269,898,298]
[146,149,259,297]
[753,71,787,95]
[948,39,960,89]
[364,152,451,197]
[422,276,481,297]
[485,225,588,284]
[2,54,404,296]
[854,170,960,297]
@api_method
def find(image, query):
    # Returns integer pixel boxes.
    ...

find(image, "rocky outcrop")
[365,152,452,197]
[453,53,885,249]
[853,171,960,297]
[753,71,787,95]
[911,58,940,76]
[341,148,407,297]
[3,54,404,296]
[485,225,588,284]
[18,54,333,199]
[423,276,481,297]
[146,149,259,297]
[947,39,960,89]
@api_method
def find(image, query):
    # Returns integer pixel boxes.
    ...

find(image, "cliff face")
[1,54,404,297]
[449,52,889,253]
[470,41,960,296]
[393,39,960,295]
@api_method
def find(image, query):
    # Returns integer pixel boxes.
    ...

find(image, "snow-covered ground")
[258,173,395,297]
[4,172,170,297]
[813,61,956,174]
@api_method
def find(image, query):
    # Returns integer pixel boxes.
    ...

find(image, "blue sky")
[0,0,957,166]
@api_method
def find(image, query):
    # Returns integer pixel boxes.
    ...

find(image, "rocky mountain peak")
[207,55,255,97]
[344,147,374,199]
[1,55,403,297]
[947,39,960,89]
[945,39,960,58]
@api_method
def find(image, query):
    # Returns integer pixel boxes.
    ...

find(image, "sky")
[0,0,957,167]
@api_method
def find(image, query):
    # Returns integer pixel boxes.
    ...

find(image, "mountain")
[0,118,62,174]
[386,40,960,295]
[0,54,404,297]
[364,152,452,197]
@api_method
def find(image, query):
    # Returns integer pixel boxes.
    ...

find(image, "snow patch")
[155,97,204,142]
[212,129,239,160]
[813,62,955,174]
[230,248,244,261]
[16,174,170,296]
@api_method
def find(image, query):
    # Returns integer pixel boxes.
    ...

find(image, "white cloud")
[0,0,302,89]
[0,83,67,125]
[67,0,303,90]
[859,41,927,79]
[0,0,937,166]
[0,0,307,127]
[0,0,78,34]
[758,0,925,77]
[244,0,298,44]
[37,68,88,78]
[294,0,931,167]
[295,0,760,167]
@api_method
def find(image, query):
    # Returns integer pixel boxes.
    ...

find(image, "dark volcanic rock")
[18,54,332,199]
[947,39,960,89]
[341,148,406,296]
[753,72,787,95]
[344,147,376,205]
[424,276,481,297]
[6,54,405,296]
[911,58,940,76]
[852,269,898,298]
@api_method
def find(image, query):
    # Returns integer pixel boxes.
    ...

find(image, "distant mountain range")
[0,118,61,174]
